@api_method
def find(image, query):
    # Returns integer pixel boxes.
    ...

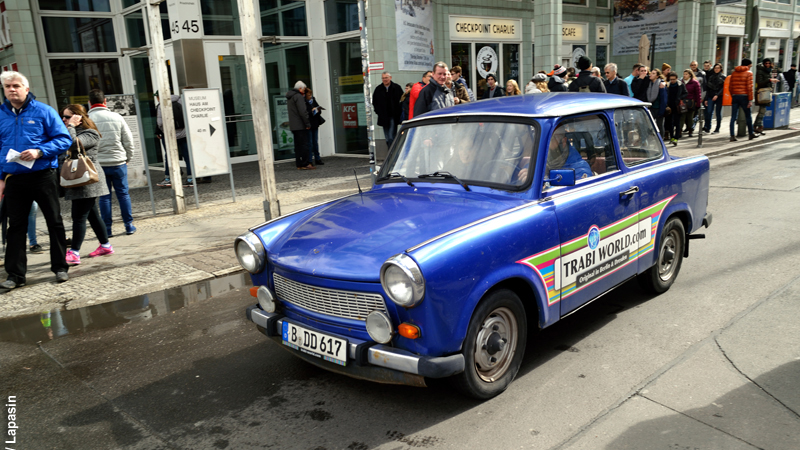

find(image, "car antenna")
[353,169,363,194]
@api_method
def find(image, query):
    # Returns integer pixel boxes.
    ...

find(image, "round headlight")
[381,254,425,308]
[257,286,276,313]
[366,311,393,344]
[235,232,266,274]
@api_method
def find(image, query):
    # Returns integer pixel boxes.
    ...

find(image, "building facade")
[0,0,797,163]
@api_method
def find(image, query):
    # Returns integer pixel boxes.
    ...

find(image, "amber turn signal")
[398,323,421,339]
[249,286,259,297]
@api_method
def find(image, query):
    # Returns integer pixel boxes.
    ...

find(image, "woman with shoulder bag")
[61,104,113,265]
[305,88,324,166]
[682,69,702,137]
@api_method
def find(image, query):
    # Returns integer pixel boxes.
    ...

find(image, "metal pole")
[358,0,376,185]
[147,1,186,214]
[237,0,280,220]
[180,95,201,208]
[132,93,157,214]
[697,105,704,147]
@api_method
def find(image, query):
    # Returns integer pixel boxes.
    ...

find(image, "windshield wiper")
[377,172,414,186]
[417,171,470,191]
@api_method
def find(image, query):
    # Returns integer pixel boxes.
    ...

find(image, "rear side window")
[614,107,664,166]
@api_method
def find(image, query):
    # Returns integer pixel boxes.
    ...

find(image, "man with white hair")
[371,72,403,148]
[603,63,630,96]
[286,80,314,170]
[0,71,72,291]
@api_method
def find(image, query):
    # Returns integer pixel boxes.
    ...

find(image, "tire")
[454,289,527,400]
[638,217,685,294]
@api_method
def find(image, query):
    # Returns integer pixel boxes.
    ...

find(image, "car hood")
[266,188,527,281]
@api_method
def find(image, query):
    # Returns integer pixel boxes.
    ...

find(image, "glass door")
[327,38,367,154]
[219,55,256,157]
[264,42,312,160]
[475,43,499,99]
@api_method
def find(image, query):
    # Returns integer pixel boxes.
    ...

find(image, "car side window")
[614,107,664,166]
[545,114,617,185]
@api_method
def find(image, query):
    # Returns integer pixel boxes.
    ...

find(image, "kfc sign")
[342,103,357,129]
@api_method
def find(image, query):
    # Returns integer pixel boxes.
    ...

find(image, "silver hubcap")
[658,229,680,281]
[473,307,518,383]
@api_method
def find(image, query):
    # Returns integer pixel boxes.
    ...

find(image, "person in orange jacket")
[727,58,757,141]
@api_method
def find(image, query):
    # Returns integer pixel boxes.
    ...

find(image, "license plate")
[282,321,348,366]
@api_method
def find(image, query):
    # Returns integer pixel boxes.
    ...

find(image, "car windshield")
[380,121,537,188]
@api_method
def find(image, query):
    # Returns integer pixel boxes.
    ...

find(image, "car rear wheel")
[638,217,685,294]
[454,289,527,400]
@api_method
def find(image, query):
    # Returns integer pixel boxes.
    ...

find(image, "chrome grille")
[273,273,387,321]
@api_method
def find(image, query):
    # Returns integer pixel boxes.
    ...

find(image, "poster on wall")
[395,0,435,71]
[105,94,147,188]
[612,0,679,56]
[273,97,293,150]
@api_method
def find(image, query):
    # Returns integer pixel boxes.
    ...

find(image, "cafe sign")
[449,16,521,41]
[718,14,745,27]
[562,22,588,42]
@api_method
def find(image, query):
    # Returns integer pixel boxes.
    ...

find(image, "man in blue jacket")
[0,71,72,291]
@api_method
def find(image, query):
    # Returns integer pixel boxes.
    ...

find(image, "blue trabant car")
[236,93,711,399]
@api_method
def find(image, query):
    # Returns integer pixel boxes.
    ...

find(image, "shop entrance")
[328,38,367,155]
[451,42,520,98]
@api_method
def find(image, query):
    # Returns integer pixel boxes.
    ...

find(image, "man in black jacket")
[481,74,505,99]
[286,81,314,170]
[569,56,607,93]
[754,59,777,134]
[603,63,629,96]
[784,63,797,104]
[371,72,404,148]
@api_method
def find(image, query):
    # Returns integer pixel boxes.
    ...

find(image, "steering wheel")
[486,159,521,184]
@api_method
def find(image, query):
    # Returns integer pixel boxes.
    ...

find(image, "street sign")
[183,88,230,177]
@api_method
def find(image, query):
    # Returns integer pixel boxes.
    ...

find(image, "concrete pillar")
[698,0,717,65]
[534,0,562,71]
[676,0,702,70]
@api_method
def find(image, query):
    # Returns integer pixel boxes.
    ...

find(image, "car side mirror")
[544,169,576,186]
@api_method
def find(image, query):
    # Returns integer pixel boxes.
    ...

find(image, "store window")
[328,39,367,155]
[50,58,122,108]
[451,43,472,85]
[38,0,110,12]
[201,0,240,35]
[264,43,312,159]
[42,17,117,53]
[122,0,140,8]
[124,11,147,48]
[503,44,520,86]
[475,43,499,98]
[324,0,359,35]
[260,0,307,36]
[596,45,607,69]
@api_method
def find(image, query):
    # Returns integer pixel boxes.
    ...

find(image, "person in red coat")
[407,71,431,120]
[728,59,756,141]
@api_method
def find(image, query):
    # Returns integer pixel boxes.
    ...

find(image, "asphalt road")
[2,142,800,450]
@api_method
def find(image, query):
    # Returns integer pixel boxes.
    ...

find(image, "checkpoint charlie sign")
[183,88,230,178]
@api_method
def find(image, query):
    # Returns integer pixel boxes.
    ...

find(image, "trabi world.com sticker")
[587,225,600,250]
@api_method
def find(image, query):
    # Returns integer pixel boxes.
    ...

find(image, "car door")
[544,113,642,316]
[613,106,677,274]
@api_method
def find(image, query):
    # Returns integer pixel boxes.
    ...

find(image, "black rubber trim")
[355,341,377,366]
[245,304,256,322]
[416,354,465,378]
[703,212,712,228]
[265,314,283,337]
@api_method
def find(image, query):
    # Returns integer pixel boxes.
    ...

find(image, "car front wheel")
[639,217,685,294]
[454,289,527,400]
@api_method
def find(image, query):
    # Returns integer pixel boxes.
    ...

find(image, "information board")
[104,94,147,188]
[183,88,230,177]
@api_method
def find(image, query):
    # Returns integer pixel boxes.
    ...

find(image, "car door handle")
[619,186,639,198]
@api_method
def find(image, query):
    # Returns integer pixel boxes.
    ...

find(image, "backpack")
[579,85,591,93]
[172,101,185,130]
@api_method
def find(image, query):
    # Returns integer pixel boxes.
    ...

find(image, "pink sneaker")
[89,245,114,257]
[66,250,80,265]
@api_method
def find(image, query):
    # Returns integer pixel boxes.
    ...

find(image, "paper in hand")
[6,149,35,169]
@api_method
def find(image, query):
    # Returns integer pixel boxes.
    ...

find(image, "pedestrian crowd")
[0,71,137,293]
[378,55,796,147]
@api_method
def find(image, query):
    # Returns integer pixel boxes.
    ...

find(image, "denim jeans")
[729,95,753,137]
[99,164,134,233]
[383,117,397,148]
[704,96,723,131]
[308,128,320,163]
[27,202,38,246]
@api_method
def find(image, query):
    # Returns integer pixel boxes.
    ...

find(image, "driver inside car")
[547,126,593,180]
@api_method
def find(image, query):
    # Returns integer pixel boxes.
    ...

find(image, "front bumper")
[246,305,465,387]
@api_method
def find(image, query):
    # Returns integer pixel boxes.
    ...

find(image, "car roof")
[406,92,649,123]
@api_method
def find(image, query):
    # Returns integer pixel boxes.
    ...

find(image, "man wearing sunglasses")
[603,63,630,97]
[0,71,72,291]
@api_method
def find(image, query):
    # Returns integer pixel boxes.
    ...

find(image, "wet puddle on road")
[0,272,252,345]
